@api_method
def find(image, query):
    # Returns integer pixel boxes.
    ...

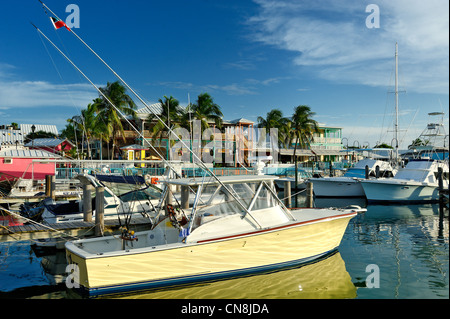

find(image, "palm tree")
[147,95,182,140]
[188,93,223,131]
[93,81,137,159]
[257,109,290,150]
[291,105,319,154]
[290,105,319,205]
[257,109,284,130]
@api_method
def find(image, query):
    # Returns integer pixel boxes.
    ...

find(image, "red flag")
[50,17,71,31]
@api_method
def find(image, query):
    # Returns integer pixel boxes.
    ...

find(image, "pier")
[0,217,152,243]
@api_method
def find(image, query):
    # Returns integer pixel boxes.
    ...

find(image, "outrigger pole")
[35,2,266,227]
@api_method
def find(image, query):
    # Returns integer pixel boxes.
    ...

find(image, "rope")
[279,188,306,200]
[0,206,89,242]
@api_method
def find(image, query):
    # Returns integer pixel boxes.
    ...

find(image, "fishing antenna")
[35,1,264,227]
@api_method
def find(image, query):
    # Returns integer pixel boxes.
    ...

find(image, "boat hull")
[309,178,364,197]
[361,180,440,204]
[66,212,355,297]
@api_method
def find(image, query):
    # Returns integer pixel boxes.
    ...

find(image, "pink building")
[0,145,60,181]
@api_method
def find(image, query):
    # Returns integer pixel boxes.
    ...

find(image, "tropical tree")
[93,81,137,159]
[186,93,223,132]
[147,95,182,140]
[408,138,429,149]
[257,109,290,149]
[257,109,284,130]
[291,105,319,153]
[290,105,319,205]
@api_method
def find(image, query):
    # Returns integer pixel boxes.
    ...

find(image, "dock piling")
[306,182,314,208]
[95,186,105,237]
[83,184,93,222]
[45,175,55,199]
[284,181,291,208]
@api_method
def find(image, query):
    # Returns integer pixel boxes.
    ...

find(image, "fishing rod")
[36,1,263,228]
[31,21,263,229]
[32,23,177,229]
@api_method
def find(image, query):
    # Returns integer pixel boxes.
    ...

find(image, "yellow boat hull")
[66,212,355,297]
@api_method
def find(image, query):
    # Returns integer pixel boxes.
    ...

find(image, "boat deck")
[0,217,152,243]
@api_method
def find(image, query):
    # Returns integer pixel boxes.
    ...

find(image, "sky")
[0,0,448,149]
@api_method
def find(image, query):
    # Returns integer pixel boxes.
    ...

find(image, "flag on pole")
[50,17,71,31]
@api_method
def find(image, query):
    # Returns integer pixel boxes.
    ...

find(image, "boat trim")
[66,211,356,259]
[196,211,356,244]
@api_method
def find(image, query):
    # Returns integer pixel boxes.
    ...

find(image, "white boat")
[308,158,395,197]
[360,159,449,204]
[8,177,82,199]
[65,175,358,297]
[40,174,161,224]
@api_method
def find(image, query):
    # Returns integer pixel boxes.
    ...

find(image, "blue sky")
[0,0,448,149]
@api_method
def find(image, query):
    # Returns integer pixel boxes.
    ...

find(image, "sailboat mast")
[394,42,399,164]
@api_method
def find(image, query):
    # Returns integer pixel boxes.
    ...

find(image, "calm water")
[0,196,448,299]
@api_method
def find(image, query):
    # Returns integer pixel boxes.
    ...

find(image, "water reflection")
[116,251,356,299]
[1,196,448,299]
[340,203,448,299]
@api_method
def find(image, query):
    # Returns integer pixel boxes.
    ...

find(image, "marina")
[0,196,448,299]
[0,0,448,304]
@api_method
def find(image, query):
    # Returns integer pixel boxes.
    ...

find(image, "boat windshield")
[119,185,162,202]
[190,181,278,231]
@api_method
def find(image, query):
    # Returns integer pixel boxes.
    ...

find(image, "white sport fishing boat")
[39,174,161,224]
[308,158,395,197]
[361,159,448,204]
[65,175,359,297]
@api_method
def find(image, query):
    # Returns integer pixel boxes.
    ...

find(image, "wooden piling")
[306,182,314,208]
[45,175,55,199]
[95,186,104,237]
[83,184,93,222]
[284,181,291,208]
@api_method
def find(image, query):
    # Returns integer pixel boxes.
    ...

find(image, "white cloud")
[0,80,97,110]
[154,81,258,96]
[250,0,449,94]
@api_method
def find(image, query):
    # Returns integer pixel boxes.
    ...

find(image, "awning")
[279,149,314,156]
[311,149,344,156]
[120,144,149,150]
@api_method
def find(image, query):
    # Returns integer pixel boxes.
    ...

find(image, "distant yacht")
[308,158,395,197]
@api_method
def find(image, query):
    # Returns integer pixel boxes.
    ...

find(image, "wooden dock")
[0,217,153,243]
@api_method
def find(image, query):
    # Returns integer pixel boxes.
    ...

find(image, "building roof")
[136,103,164,117]
[0,130,24,145]
[24,138,74,148]
[0,147,61,158]
[1,124,59,145]
[20,124,59,136]
[230,118,254,124]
